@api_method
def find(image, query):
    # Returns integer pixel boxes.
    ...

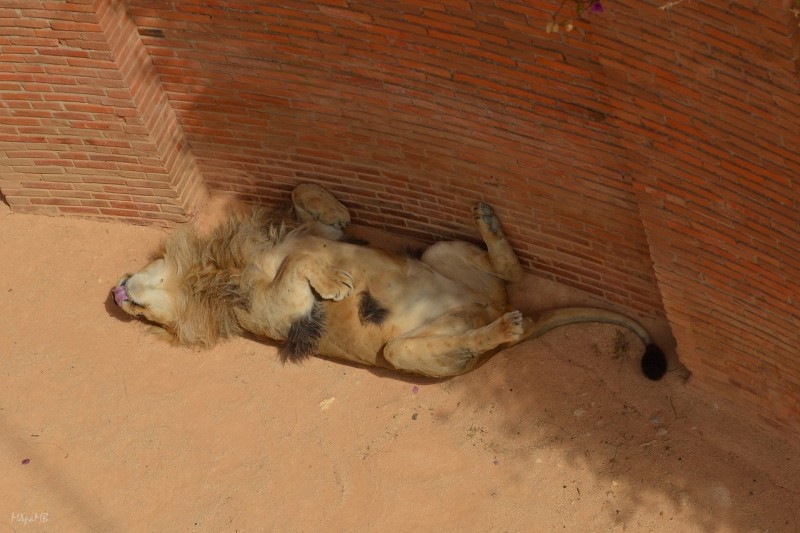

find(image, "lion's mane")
[160,206,306,347]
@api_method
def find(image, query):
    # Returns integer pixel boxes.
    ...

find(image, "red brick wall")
[0,0,205,224]
[123,0,663,313]
[1,1,798,441]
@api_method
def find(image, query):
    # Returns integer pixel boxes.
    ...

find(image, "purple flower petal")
[411,386,419,395]
[589,1,604,13]
[21,458,30,465]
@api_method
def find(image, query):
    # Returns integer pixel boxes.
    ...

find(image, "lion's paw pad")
[472,203,500,234]
[500,310,524,341]
[322,205,350,229]
[293,184,351,229]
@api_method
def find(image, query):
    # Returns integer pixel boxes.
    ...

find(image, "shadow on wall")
[435,323,799,532]
[0,190,9,207]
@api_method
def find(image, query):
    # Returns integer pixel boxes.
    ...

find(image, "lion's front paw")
[293,183,351,229]
[311,267,354,301]
[316,198,350,229]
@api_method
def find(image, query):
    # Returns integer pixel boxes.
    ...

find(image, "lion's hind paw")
[499,310,524,342]
[472,202,500,235]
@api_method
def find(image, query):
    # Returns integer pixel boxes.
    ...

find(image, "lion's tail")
[519,307,667,381]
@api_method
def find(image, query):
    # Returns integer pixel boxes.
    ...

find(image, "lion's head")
[113,207,296,347]
[114,256,180,329]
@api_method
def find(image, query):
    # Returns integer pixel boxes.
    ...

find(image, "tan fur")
[114,184,663,378]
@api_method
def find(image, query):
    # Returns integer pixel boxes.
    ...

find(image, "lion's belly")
[315,302,389,366]
[357,258,485,329]
[315,257,502,368]
[378,268,480,331]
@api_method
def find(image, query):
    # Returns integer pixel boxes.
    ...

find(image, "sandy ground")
[1,199,799,532]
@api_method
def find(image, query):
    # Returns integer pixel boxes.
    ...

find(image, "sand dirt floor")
[1,199,799,532]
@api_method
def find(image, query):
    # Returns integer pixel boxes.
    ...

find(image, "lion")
[113,183,667,379]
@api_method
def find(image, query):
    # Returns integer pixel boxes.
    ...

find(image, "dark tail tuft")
[641,343,667,380]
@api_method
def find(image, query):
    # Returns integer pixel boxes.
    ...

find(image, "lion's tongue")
[112,285,129,305]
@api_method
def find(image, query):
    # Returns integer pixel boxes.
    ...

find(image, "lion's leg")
[471,202,523,282]
[382,310,525,378]
[291,183,350,240]
[421,241,508,304]
[420,203,522,290]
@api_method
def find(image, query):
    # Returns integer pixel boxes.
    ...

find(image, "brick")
[317,5,374,24]
[30,196,80,206]
[59,205,102,215]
